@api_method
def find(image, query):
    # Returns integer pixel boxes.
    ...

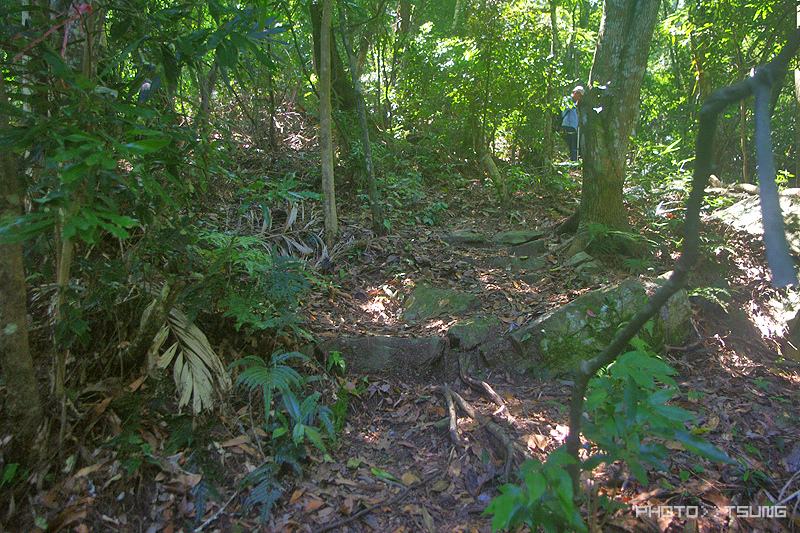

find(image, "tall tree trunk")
[545,0,560,158]
[795,1,800,188]
[549,0,560,56]
[0,75,42,463]
[319,0,337,247]
[309,0,358,111]
[576,0,660,239]
[451,0,462,32]
[339,5,386,236]
[732,30,750,183]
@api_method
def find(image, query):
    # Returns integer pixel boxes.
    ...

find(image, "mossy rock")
[403,284,480,321]
[448,316,501,351]
[506,275,691,375]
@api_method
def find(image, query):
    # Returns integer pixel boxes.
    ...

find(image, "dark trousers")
[560,127,579,162]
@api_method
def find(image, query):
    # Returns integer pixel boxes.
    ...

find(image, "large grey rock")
[564,251,593,268]
[712,189,800,254]
[403,284,480,321]
[448,316,501,351]
[317,336,447,376]
[498,275,691,375]
[510,240,547,257]
[442,230,488,245]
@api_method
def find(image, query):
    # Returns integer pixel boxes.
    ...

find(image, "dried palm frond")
[151,307,232,413]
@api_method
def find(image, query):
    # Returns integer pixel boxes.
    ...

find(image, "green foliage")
[688,286,733,312]
[0,463,21,489]
[421,202,449,226]
[327,350,346,375]
[186,230,309,336]
[230,352,336,522]
[484,449,586,533]
[231,352,335,451]
[487,339,731,531]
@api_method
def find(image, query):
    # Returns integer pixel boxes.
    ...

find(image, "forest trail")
[11,175,800,533]
[264,178,800,532]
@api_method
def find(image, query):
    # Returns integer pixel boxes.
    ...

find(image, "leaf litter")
[5,171,800,533]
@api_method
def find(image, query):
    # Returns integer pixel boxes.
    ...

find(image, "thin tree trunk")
[451,0,462,32]
[733,31,750,183]
[320,0,337,247]
[0,75,42,462]
[339,5,386,236]
[309,0,358,111]
[549,0,560,56]
[480,152,509,208]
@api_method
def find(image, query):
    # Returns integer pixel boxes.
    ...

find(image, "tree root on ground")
[457,353,508,417]
[435,358,532,481]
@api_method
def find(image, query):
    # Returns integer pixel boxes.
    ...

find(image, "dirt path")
[270,180,800,532]
[7,177,800,533]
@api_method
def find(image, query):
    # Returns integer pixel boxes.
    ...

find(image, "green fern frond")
[299,393,321,423]
[192,478,215,527]
[240,462,284,523]
[274,442,305,475]
[317,406,336,441]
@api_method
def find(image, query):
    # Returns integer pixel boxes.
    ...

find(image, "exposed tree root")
[436,356,533,481]
[457,353,507,416]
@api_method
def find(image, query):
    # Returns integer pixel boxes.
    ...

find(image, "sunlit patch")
[748,288,800,338]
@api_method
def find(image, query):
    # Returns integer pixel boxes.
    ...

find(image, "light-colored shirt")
[560,96,578,129]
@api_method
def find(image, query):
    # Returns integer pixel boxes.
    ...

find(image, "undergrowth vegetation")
[2,0,797,530]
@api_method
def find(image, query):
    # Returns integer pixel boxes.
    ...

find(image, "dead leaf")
[448,459,461,477]
[402,472,421,487]
[304,499,325,512]
[422,505,436,533]
[75,463,103,478]
[525,434,548,451]
[335,476,359,487]
[290,488,305,504]
[338,496,355,515]
[431,479,449,492]
[220,435,250,448]
[318,507,336,519]
[126,375,146,392]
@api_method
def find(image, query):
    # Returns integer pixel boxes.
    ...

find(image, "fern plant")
[231,352,305,423]
[230,351,336,522]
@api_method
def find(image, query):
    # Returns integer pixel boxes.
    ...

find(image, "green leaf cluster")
[487,340,731,531]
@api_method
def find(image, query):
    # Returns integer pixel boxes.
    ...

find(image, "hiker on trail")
[559,85,584,162]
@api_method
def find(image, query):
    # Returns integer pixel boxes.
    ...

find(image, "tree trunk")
[319,0,337,247]
[0,75,42,462]
[309,0,358,111]
[480,152,509,208]
[732,31,750,183]
[577,0,660,237]
[339,5,386,236]
[795,2,800,188]
[451,0,462,32]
